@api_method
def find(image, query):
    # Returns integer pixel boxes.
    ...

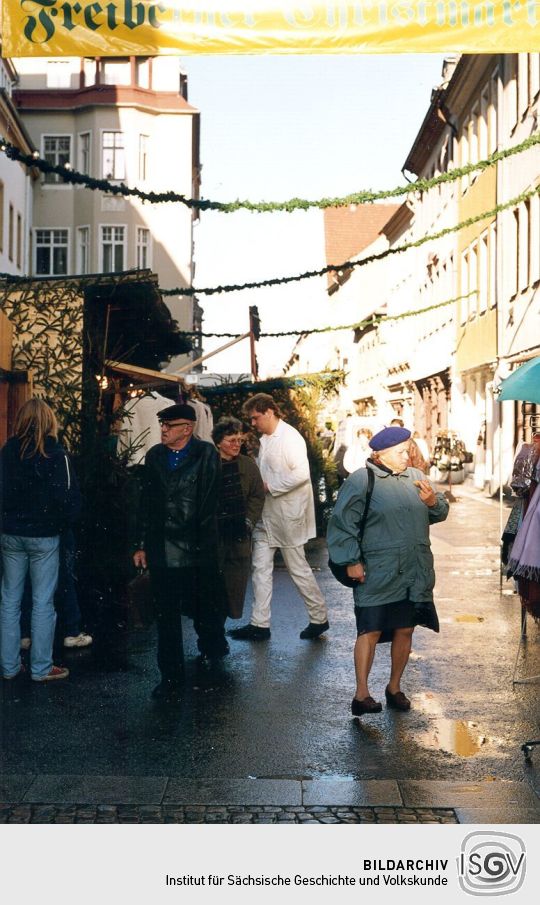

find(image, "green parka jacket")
[326,461,449,608]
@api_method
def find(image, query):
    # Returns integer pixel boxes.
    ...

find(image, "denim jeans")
[0,534,60,679]
[20,529,81,639]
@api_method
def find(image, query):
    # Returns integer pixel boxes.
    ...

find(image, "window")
[530,54,540,102]
[46,61,71,88]
[530,193,540,286]
[35,229,68,275]
[460,251,469,323]
[78,132,91,175]
[100,225,125,272]
[488,69,498,154]
[479,87,489,161]
[0,180,4,253]
[479,231,488,313]
[83,58,97,87]
[102,131,125,181]
[489,223,497,307]
[102,59,131,86]
[468,242,478,317]
[468,105,479,171]
[16,213,22,269]
[42,135,71,184]
[139,135,149,181]
[518,201,530,291]
[136,58,150,88]
[136,227,151,269]
[518,53,529,118]
[8,204,14,261]
[77,226,90,274]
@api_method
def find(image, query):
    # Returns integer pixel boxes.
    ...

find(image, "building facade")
[13,55,200,368]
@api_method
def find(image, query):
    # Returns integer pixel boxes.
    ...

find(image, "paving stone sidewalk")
[0,804,457,824]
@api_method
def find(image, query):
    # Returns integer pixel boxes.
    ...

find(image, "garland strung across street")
[163,182,540,296]
[176,292,476,338]
[0,131,539,213]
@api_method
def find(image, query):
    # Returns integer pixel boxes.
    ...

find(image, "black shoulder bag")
[328,468,375,588]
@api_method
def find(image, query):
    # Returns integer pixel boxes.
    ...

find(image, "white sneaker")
[64,632,93,648]
[20,637,31,650]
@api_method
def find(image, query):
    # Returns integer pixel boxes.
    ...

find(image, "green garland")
[1,130,539,213]
[164,182,540,296]
[176,291,477,338]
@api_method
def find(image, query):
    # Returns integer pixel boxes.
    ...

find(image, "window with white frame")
[489,223,497,308]
[488,69,498,154]
[102,131,125,181]
[518,53,529,118]
[83,58,97,87]
[102,59,131,86]
[42,135,71,184]
[530,193,540,286]
[100,225,125,272]
[468,242,478,318]
[136,58,150,88]
[479,87,488,162]
[77,226,90,274]
[0,180,4,253]
[518,200,530,292]
[139,135,149,182]
[479,231,489,313]
[46,60,71,88]
[136,227,151,269]
[78,132,91,176]
[468,105,479,174]
[460,251,469,323]
[529,54,540,103]
[35,229,68,275]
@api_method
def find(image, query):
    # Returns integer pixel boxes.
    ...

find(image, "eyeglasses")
[159,421,192,429]
[222,436,243,445]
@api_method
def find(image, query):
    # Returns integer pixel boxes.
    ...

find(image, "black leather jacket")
[136,438,220,569]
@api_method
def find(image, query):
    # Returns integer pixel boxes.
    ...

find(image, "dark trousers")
[151,565,227,682]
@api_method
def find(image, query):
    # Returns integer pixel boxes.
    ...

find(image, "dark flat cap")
[369,426,411,451]
[157,403,196,422]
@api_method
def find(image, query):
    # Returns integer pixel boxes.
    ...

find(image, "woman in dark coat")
[213,417,265,619]
[0,398,80,682]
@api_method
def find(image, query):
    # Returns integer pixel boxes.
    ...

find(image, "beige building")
[13,56,200,368]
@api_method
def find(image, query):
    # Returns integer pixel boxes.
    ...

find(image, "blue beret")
[369,426,411,451]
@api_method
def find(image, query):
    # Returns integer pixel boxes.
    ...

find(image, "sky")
[182,54,447,375]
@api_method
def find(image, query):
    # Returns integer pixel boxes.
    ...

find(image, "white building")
[0,55,35,278]
[13,55,200,367]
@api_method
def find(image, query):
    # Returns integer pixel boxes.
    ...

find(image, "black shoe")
[385,686,411,711]
[351,696,383,716]
[151,680,182,701]
[299,620,329,640]
[228,624,270,641]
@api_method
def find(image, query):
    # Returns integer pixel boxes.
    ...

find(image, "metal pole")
[173,332,251,375]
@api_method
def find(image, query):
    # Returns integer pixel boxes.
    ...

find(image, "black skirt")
[354,598,440,644]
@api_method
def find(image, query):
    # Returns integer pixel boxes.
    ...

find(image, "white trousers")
[250,525,328,628]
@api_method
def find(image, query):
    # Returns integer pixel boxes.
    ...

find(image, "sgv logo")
[458,831,526,896]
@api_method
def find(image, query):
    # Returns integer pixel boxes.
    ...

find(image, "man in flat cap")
[133,403,228,700]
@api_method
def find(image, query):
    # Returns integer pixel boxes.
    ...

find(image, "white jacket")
[256,419,317,547]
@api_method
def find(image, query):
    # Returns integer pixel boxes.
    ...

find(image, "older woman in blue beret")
[327,426,449,717]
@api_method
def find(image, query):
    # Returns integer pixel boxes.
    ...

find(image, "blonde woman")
[0,399,80,682]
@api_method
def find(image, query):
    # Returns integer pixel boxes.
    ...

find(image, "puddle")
[440,614,485,624]
[415,693,495,757]
[416,719,488,757]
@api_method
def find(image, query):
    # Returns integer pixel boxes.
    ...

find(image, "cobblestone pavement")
[0,804,458,824]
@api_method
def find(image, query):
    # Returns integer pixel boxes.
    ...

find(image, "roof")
[323,204,400,293]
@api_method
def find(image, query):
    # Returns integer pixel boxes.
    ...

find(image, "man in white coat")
[229,393,329,641]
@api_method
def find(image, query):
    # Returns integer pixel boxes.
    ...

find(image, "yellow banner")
[2,1,540,57]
